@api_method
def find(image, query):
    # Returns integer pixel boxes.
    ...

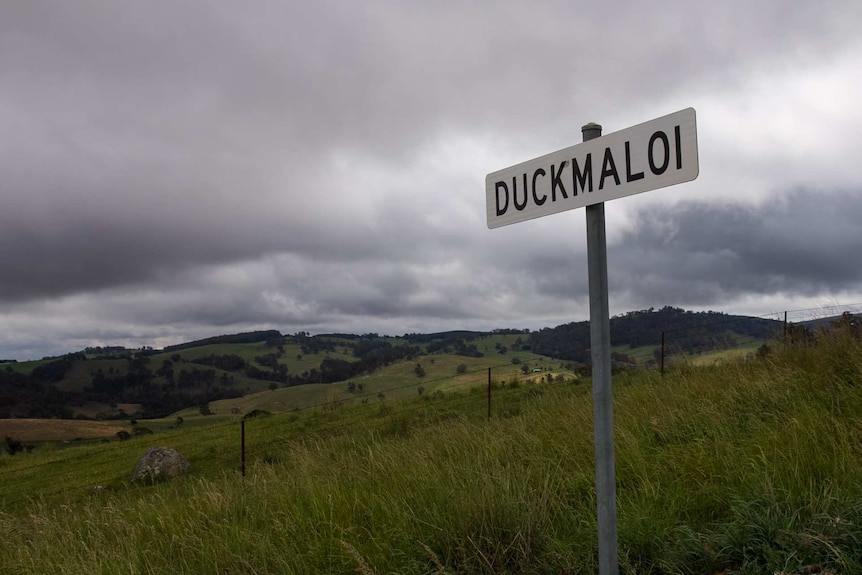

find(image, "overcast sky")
[2,1,862,360]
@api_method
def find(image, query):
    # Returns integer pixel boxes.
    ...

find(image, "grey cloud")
[4,2,855,164]
[611,190,862,307]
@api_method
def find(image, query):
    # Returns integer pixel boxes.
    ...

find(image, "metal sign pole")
[486,109,697,573]
[583,122,619,575]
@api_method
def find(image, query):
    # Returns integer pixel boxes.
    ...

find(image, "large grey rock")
[131,447,191,482]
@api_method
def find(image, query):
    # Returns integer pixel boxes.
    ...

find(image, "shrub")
[4,436,24,455]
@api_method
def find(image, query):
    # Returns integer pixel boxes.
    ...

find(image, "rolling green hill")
[0,308,787,423]
[1,331,543,421]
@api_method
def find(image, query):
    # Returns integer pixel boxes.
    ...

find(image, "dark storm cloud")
[611,190,862,306]
[1,1,861,359]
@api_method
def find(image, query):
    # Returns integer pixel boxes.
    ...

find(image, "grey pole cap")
[582,123,602,140]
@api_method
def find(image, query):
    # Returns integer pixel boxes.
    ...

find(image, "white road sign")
[486,108,699,229]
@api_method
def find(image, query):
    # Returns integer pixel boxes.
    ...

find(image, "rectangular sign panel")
[486,108,698,228]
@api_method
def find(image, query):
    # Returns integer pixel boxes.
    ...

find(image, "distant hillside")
[530,306,781,363]
[0,307,789,421]
[163,330,283,352]
[0,331,468,420]
[403,330,491,343]
[799,312,861,332]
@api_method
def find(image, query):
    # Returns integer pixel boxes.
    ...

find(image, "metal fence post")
[487,367,492,420]
[661,331,664,377]
[241,419,246,477]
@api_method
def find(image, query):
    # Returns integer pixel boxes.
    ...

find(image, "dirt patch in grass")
[0,419,128,441]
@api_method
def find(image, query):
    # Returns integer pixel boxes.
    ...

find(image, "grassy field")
[190,345,568,417]
[0,418,129,442]
[612,333,768,369]
[2,335,862,573]
[685,338,765,366]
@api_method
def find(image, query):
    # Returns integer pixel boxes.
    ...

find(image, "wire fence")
[2,302,860,507]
